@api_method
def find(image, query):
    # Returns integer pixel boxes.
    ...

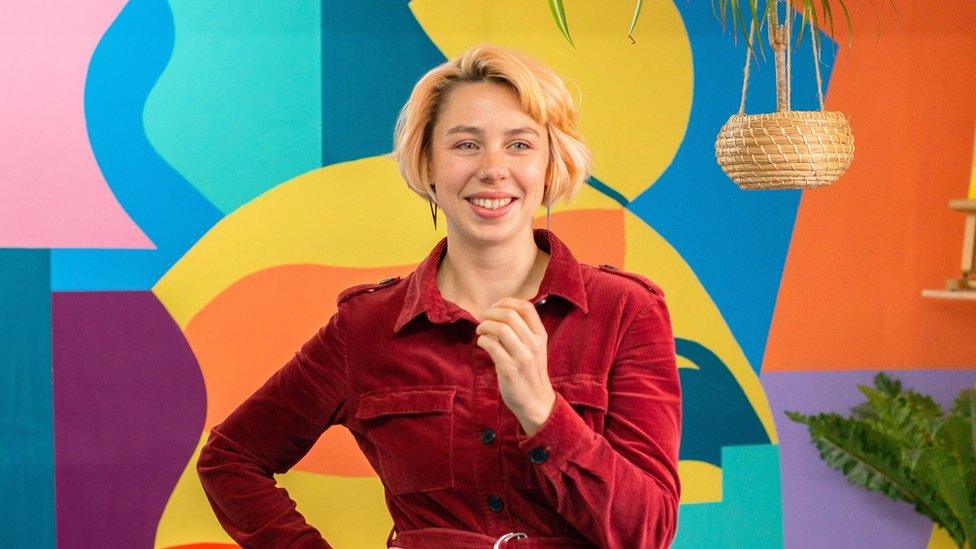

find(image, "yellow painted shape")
[155,433,233,547]
[926,523,958,549]
[969,123,976,199]
[678,460,723,504]
[154,156,433,328]
[409,0,693,202]
[623,211,778,442]
[677,355,699,370]
[155,431,390,548]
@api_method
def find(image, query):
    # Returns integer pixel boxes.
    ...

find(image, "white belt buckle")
[493,531,528,548]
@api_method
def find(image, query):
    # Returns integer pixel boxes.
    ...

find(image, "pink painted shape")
[0,1,154,249]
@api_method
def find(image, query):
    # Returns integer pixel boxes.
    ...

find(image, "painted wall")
[1,1,973,547]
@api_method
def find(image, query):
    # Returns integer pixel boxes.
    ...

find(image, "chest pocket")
[355,385,457,495]
[520,377,608,492]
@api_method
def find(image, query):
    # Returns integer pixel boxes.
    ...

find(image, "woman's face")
[428,81,550,244]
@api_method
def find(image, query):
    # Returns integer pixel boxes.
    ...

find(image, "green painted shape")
[0,250,55,547]
[143,0,322,214]
[673,444,784,548]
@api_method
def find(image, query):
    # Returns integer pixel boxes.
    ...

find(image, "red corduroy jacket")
[196,228,682,548]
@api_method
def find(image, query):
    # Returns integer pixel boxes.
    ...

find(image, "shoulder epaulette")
[597,264,664,298]
[336,276,402,306]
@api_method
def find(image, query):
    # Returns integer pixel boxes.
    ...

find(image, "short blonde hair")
[392,44,591,207]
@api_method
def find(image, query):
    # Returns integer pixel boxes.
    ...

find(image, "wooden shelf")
[921,289,976,301]
[949,198,976,212]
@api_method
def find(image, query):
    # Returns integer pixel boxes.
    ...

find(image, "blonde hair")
[392,43,591,207]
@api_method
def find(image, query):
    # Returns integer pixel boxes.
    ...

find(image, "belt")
[388,527,594,548]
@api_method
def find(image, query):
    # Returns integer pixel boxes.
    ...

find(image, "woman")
[197,44,681,549]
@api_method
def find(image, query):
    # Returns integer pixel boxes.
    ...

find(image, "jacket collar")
[394,228,589,333]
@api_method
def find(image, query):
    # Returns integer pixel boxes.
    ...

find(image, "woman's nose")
[479,151,509,181]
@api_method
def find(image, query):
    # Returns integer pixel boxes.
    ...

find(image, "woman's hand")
[475,297,556,437]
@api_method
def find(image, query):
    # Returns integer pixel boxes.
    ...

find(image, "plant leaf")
[916,440,974,547]
[785,410,962,537]
[874,371,903,398]
[547,0,575,48]
[627,0,645,43]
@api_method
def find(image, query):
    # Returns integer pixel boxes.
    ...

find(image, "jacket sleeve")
[196,310,349,549]
[515,292,682,548]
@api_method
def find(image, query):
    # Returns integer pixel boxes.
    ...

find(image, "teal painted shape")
[0,250,55,548]
[673,444,784,548]
[677,339,770,466]
[143,0,322,214]
[321,0,445,166]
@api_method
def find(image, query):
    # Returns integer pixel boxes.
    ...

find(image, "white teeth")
[470,197,513,210]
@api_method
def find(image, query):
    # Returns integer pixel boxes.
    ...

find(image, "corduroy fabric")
[197,228,681,548]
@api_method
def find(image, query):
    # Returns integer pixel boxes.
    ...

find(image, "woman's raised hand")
[475,297,556,436]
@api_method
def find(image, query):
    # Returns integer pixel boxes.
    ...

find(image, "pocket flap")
[355,386,457,420]
[554,379,608,412]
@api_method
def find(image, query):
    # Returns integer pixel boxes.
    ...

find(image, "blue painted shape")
[0,250,55,548]
[677,338,769,465]
[674,444,784,548]
[629,3,837,372]
[322,0,446,166]
[51,0,222,291]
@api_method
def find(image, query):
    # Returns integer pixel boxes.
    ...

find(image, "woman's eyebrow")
[446,125,540,137]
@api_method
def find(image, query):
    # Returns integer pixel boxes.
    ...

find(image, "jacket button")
[480,428,495,445]
[528,447,549,464]
[537,297,547,305]
[487,495,504,512]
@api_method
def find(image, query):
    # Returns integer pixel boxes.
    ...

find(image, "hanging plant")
[547,0,855,51]
[714,0,855,190]
[547,0,860,190]
[787,373,975,548]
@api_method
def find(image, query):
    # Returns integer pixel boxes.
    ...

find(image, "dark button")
[378,276,399,285]
[480,428,496,445]
[528,446,549,464]
[537,297,547,305]
[487,495,504,512]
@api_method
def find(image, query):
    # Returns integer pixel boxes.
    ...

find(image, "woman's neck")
[436,228,550,319]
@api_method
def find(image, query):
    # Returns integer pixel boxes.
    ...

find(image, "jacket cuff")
[515,392,592,472]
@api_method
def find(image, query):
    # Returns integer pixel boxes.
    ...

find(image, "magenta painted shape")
[53,291,205,548]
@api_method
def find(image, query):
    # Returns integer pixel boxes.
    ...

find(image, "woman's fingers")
[492,297,547,339]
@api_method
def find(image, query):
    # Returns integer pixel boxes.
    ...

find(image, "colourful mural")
[2,0,974,548]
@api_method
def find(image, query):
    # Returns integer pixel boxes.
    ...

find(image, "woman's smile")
[465,196,518,218]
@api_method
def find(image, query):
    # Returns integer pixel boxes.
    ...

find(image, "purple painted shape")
[762,369,975,549]
[53,291,205,549]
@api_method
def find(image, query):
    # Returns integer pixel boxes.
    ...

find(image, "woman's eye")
[511,141,531,151]
[455,142,477,150]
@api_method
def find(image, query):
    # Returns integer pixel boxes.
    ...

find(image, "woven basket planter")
[716,110,854,190]
[716,2,855,190]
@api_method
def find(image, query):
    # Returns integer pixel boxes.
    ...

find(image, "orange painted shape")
[764,2,976,371]
[534,208,626,268]
[186,264,412,477]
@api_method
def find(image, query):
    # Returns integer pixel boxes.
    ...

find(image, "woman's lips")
[466,197,517,219]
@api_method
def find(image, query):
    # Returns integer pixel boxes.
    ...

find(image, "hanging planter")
[715,1,855,190]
